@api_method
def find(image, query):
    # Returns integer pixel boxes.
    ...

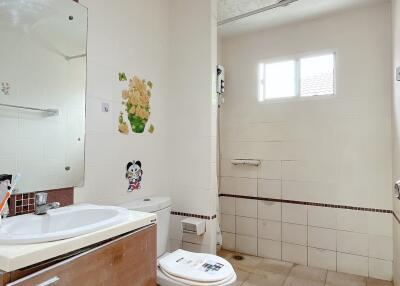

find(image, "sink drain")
[232,255,244,261]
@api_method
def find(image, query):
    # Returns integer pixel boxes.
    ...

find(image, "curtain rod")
[218,0,300,26]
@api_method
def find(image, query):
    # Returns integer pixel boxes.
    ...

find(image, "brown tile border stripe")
[171,211,217,220]
[9,188,74,216]
[219,193,393,214]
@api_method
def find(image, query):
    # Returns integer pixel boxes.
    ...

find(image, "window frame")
[258,51,337,102]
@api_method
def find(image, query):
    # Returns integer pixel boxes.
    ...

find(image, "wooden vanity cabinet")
[1,224,156,286]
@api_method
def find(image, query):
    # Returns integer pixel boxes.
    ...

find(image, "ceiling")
[218,0,389,38]
[218,0,279,21]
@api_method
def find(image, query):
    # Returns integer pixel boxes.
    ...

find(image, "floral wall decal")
[125,160,143,192]
[148,124,155,134]
[118,72,127,81]
[118,74,154,134]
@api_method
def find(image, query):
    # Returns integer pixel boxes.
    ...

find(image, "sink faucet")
[35,192,60,215]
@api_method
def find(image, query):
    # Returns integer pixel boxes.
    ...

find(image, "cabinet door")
[8,225,156,286]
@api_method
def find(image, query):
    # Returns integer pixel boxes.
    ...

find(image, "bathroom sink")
[0,204,131,244]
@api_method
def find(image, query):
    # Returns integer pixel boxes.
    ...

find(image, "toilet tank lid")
[119,196,171,212]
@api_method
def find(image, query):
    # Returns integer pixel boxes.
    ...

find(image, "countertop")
[0,210,156,272]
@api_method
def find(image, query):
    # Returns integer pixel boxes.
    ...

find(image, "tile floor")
[217,250,393,286]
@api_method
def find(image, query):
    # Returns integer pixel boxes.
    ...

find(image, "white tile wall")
[308,206,337,229]
[220,197,394,280]
[393,1,400,283]
[236,198,257,218]
[282,243,307,265]
[282,204,307,225]
[236,216,257,237]
[368,258,393,281]
[308,247,336,271]
[337,231,369,257]
[236,235,257,256]
[221,177,257,196]
[258,238,282,260]
[221,214,235,233]
[395,211,400,286]
[337,252,369,277]
[308,227,336,251]
[282,161,320,182]
[258,161,281,180]
[221,232,235,251]
[282,181,310,202]
[220,2,393,281]
[258,179,281,199]
[258,201,281,221]
[368,235,393,261]
[337,209,369,233]
[220,197,235,215]
[258,219,281,241]
[367,212,393,237]
[282,223,307,246]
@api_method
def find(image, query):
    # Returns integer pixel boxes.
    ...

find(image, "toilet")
[120,197,237,286]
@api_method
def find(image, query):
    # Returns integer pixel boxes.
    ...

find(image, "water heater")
[217,65,225,95]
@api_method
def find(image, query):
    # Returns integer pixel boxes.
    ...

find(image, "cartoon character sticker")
[126,160,143,192]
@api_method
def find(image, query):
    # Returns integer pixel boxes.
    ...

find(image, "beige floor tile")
[367,278,394,286]
[221,250,386,286]
[254,258,294,276]
[283,276,324,286]
[289,265,327,282]
[326,271,367,286]
[234,270,251,286]
[230,253,263,273]
[242,273,286,286]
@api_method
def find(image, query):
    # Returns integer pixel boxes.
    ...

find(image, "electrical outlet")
[101,102,110,113]
[0,82,10,95]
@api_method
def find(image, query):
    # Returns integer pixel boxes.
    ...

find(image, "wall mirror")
[0,0,87,193]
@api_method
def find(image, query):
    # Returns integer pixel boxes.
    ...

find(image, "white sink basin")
[0,204,132,244]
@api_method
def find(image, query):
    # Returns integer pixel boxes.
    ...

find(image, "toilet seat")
[157,250,236,286]
[159,268,236,286]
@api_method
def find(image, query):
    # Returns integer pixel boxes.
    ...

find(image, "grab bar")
[0,103,59,116]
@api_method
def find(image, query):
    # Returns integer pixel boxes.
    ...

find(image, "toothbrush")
[0,174,21,214]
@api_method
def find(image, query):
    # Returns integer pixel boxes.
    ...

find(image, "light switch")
[397,67,400,81]
[101,102,110,113]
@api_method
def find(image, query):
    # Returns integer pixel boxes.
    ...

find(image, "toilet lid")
[160,267,237,286]
[158,249,235,284]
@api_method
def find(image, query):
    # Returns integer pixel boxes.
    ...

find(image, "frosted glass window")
[258,53,335,101]
[264,60,296,99]
[300,54,335,97]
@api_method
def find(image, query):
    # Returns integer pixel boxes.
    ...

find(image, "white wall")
[220,2,393,280]
[76,0,218,254]
[167,0,218,254]
[76,0,171,204]
[392,0,400,285]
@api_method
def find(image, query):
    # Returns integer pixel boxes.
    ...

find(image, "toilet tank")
[120,197,171,258]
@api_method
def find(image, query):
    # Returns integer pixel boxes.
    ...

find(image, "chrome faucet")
[35,192,60,215]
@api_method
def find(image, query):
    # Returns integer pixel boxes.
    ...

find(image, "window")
[258,53,335,101]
